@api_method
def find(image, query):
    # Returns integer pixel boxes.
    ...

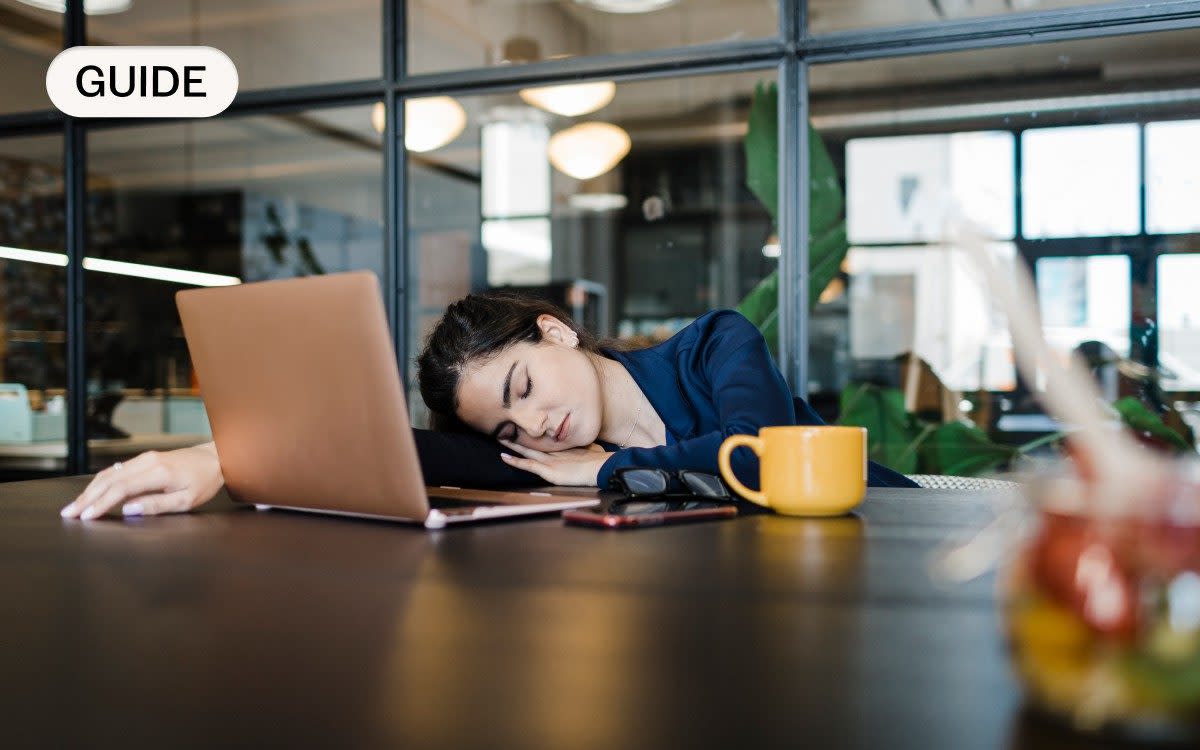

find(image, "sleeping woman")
[61,291,913,520]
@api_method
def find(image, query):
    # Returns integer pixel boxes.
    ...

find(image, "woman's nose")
[513,406,549,440]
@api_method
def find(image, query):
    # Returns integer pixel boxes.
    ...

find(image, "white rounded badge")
[46,46,238,118]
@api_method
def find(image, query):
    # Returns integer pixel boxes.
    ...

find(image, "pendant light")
[519,81,616,117]
[16,0,132,14]
[548,122,631,180]
[572,0,677,13]
[371,97,467,153]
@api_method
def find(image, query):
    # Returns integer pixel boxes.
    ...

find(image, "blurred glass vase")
[1002,464,1200,741]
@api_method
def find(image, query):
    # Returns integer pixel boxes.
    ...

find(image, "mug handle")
[717,434,768,508]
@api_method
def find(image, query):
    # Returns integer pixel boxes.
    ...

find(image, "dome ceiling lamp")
[371,96,468,153]
[548,122,631,181]
[518,81,616,118]
[503,36,616,118]
[17,0,132,13]
[572,0,678,13]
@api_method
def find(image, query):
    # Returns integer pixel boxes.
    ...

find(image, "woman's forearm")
[412,428,542,487]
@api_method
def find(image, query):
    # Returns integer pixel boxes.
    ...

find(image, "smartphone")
[563,499,737,529]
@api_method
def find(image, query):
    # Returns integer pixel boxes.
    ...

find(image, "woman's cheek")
[526,436,553,451]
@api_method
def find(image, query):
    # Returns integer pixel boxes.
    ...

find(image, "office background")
[1,0,1199,478]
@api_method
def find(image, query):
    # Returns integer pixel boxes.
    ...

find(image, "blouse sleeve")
[595,311,795,491]
[412,428,543,488]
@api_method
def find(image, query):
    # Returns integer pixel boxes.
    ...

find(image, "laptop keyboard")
[428,495,499,509]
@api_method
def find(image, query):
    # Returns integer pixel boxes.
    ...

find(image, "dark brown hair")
[416,291,604,433]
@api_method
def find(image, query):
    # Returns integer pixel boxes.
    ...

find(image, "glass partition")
[89,0,382,90]
[0,0,61,113]
[86,106,383,449]
[811,27,1200,440]
[810,0,1133,35]
[1158,253,1200,392]
[406,69,777,424]
[1022,124,1139,239]
[407,0,777,75]
[0,132,66,477]
[1035,254,1131,356]
[1147,120,1200,235]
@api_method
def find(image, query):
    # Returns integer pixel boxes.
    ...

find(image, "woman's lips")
[555,414,570,442]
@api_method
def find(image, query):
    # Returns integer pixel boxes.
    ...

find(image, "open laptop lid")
[176,272,432,521]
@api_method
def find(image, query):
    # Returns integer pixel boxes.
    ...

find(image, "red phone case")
[563,504,737,528]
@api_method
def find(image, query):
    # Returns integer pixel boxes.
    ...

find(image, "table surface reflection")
[0,477,1117,749]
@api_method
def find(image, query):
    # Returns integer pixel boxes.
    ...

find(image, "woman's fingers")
[498,440,554,480]
[61,464,118,516]
[499,450,539,470]
[61,470,119,518]
[62,451,156,516]
[79,466,171,519]
[121,489,195,517]
[63,459,174,520]
[498,439,548,459]
[59,443,223,521]
[500,451,551,480]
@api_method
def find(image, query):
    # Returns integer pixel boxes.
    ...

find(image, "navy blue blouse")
[594,309,915,490]
[412,309,915,490]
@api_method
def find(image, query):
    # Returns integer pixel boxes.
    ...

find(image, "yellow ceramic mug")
[717,426,867,516]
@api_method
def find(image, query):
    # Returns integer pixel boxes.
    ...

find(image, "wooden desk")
[0,479,1103,749]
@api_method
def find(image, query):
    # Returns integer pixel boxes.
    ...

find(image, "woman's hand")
[60,441,225,520]
[498,439,612,486]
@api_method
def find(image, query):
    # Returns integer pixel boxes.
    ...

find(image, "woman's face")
[454,315,604,452]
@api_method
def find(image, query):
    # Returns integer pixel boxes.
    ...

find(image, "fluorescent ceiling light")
[0,246,68,267]
[573,0,677,13]
[568,193,628,212]
[83,258,241,286]
[0,245,241,287]
[17,0,132,14]
[519,81,616,117]
[548,122,631,180]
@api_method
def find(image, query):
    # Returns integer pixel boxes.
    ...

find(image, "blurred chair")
[906,474,1019,492]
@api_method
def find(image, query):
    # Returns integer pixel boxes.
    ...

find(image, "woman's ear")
[536,314,578,347]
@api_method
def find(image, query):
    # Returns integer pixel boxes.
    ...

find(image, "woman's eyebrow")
[500,361,517,409]
[490,360,518,439]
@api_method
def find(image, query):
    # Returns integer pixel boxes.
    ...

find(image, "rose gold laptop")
[175,271,600,529]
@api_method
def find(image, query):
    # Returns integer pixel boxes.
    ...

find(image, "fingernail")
[500,453,512,460]
[123,502,144,517]
[60,506,74,518]
[80,506,99,520]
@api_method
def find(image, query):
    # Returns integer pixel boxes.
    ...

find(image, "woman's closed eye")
[500,375,533,441]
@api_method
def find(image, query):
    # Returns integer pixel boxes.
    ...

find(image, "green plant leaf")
[744,80,778,222]
[808,220,847,309]
[1112,396,1192,452]
[735,266,777,330]
[837,383,925,474]
[922,421,1017,477]
[735,271,778,358]
[739,81,850,349]
[808,120,843,238]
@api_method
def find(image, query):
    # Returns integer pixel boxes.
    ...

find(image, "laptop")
[175,271,601,529]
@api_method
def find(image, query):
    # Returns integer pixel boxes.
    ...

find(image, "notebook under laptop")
[175,271,601,529]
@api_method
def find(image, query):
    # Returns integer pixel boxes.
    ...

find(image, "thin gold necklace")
[618,392,644,449]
